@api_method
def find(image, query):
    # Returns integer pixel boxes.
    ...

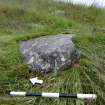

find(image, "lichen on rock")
[20,34,80,73]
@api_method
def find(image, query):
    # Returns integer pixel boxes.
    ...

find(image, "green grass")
[0,0,105,105]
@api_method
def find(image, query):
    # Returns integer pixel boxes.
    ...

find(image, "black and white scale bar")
[10,91,97,99]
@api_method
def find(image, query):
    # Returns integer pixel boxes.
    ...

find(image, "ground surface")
[0,0,105,105]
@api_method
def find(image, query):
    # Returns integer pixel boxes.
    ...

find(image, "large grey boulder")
[20,34,80,73]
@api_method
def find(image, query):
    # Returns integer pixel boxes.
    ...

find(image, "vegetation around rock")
[0,0,105,105]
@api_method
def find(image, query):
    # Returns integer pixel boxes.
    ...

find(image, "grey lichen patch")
[20,34,80,73]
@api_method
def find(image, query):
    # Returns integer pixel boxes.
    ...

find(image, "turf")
[0,0,105,105]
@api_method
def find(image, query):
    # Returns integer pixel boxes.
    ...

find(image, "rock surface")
[20,34,80,73]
